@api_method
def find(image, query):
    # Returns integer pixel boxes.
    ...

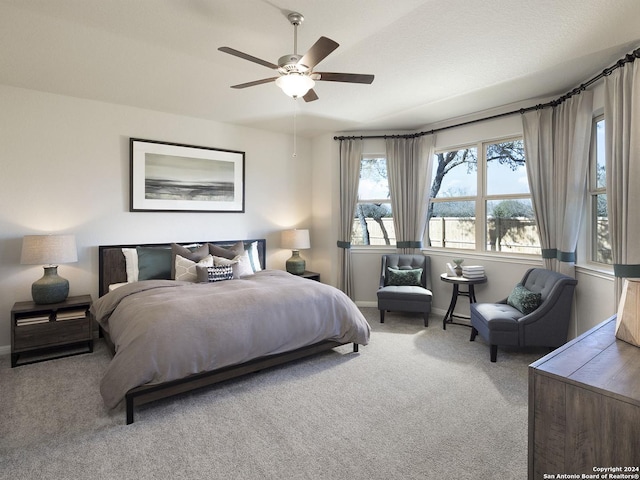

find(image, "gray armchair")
[377,254,432,327]
[470,268,577,362]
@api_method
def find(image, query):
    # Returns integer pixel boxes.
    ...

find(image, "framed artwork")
[130,138,245,213]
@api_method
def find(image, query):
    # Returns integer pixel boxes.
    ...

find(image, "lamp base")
[616,279,640,347]
[286,250,306,275]
[32,266,69,304]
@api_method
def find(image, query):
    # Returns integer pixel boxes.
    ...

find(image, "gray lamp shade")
[281,229,310,275]
[21,235,78,304]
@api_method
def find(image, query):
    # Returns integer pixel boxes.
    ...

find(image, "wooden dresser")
[528,316,640,479]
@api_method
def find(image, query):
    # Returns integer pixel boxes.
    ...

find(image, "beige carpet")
[0,308,548,480]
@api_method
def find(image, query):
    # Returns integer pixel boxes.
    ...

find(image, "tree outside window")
[590,117,611,264]
[352,157,395,246]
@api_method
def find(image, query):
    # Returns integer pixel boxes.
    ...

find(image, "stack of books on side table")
[462,265,485,279]
[56,309,88,321]
[16,314,51,326]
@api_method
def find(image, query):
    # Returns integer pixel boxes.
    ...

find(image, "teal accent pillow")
[507,284,542,315]
[136,246,172,280]
[387,267,423,287]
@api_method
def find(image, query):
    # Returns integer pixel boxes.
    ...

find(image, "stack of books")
[462,265,485,279]
[16,314,51,326]
[56,309,87,321]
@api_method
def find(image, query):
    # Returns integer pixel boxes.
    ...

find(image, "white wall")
[0,85,313,350]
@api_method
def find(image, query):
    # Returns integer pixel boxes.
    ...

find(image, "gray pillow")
[171,243,209,279]
[208,241,244,260]
[387,267,423,287]
[507,284,542,315]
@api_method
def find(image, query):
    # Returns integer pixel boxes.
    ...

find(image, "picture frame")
[130,138,245,213]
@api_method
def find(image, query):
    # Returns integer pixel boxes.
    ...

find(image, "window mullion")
[477,141,487,251]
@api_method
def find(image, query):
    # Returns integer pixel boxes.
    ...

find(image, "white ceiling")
[1,0,639,137]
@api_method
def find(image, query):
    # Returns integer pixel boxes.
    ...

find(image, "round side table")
[440,273,487,330]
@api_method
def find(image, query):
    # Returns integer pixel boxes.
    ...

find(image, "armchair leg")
[423,313,429,328]
[490,345,497,363]
[470,327,478,341]
[380,310,385,323]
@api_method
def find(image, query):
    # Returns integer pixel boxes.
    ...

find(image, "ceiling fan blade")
[297,36,339,70]
[303,89,319,102]
[230,77,278,89]
[315,72,375,84]
[218,47,279,70]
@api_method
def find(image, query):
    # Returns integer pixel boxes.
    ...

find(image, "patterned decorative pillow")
[196,264,234,283]
[175,254,214,282]
[387,267,423,287]
[507,284,542,315]
[171,243,209,279]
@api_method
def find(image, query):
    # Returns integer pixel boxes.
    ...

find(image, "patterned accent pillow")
[507,284,542,315]
[387,267,423,287]
[175,254,214,282]
[196,264,234,283]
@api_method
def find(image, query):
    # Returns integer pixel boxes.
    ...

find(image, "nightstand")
[11,294,93,367]
[299,271,321,281]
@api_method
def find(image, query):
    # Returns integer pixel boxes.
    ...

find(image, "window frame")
[587,115,612,266]
[428,135,539,256]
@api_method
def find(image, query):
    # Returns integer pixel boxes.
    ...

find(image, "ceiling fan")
[218,12,374,102]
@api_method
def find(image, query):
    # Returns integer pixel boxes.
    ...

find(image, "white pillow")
[122,248,139,283]
[246,241,262,272]
[175,254,214,282]
[108,282,128,292]
[213,252,254,278]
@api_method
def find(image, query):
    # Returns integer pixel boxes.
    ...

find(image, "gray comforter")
[91,270,371,408]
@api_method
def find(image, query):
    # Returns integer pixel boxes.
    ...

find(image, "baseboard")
[0,344,11,356]
[355,301,378,308]
[355,303,447,317]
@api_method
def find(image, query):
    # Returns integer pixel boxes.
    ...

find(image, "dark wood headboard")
[98,239,266,297]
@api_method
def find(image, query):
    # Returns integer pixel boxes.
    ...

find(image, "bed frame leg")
[353,343,359,353]
[126,395,134,425]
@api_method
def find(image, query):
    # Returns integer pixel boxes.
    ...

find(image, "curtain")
[604,59,640,301]
[337,139,363,298]
[522,91,593,276]
[386,136,435,254]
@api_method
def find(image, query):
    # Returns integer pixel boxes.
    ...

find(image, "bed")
[92,239,370,424]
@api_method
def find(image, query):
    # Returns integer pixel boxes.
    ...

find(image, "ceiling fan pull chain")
[292,99,298,158]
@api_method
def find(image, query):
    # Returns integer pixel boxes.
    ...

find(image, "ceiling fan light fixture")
[276,73,315,98]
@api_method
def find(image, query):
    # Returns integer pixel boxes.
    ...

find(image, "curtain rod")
[334,46,640,141]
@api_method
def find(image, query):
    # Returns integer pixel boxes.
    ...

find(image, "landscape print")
[144,153,234,202]
[130,138,245,212]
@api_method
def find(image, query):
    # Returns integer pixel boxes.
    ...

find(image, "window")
[352,157,395,246]
[428,138,540,255]
[589,117,611,264]
[428,147,478,249]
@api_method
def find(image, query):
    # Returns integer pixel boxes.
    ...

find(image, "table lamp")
[281,229,310,275]
[20,234,78,304]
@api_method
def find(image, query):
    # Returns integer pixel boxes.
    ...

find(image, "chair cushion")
[387,267,422,286]
[507,284,542,315]
[471,303,521,331]
[377,285,432,302]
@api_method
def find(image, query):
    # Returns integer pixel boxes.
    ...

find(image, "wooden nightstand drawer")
[13,317,91,350]
[11,294,93,367]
